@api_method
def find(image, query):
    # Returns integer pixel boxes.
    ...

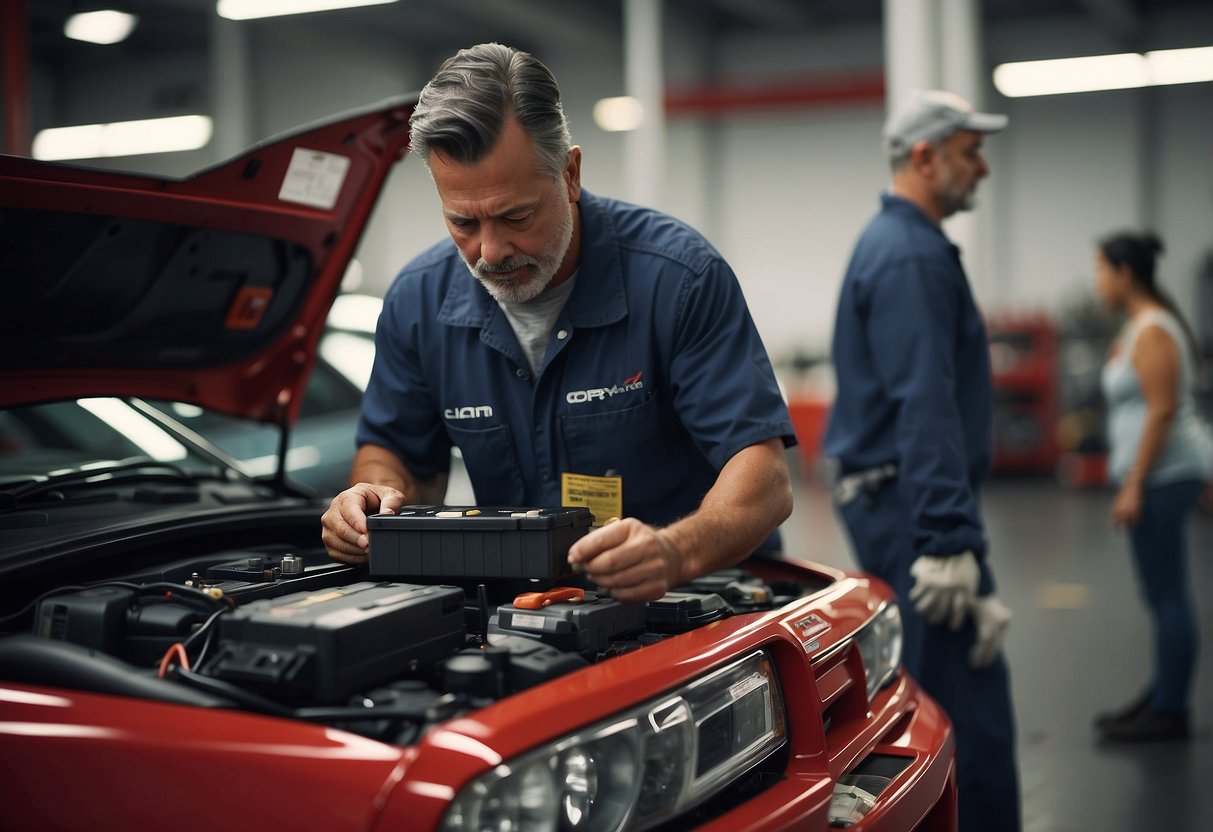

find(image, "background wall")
[9,1,1213,372]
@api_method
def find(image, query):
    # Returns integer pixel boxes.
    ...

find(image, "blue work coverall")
[824,194,1020,832]
[357,190,796,548]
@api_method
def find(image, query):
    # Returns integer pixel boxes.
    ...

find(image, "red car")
[0,97,955,831]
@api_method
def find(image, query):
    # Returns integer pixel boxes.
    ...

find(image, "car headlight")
[442,650,785,832]
[855,602,903,701]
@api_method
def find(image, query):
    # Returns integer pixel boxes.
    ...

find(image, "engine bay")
[0,543,828,747]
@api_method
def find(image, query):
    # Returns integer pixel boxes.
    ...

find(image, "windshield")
[0,398,231,485]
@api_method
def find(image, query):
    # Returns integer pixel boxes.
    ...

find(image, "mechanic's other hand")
[567,518,684,602]
[320,483,407,565]
[908,551,979,630]
[969,595,1012,668]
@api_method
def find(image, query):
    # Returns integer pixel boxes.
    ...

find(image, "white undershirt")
[497,272,578,375]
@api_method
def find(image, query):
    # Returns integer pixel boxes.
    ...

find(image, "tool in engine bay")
[512,586,587,608]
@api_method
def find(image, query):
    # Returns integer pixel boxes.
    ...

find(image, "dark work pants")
[836,484,1021,832]
[1127,478,1204,715]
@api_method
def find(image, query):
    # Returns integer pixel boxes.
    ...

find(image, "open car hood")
[0,94,416,426]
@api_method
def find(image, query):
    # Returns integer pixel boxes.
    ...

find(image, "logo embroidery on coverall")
[565,371,645,404]
[444,405,494,420]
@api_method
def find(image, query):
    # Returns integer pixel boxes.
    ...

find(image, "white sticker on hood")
[278,148,350,210]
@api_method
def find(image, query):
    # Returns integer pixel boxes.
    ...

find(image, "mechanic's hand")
[567,518,685,602]
[969,594,1012,668]
[320,483,407,565]
[908,551,980,631]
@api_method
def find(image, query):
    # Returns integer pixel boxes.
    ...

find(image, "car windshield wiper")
[0,456,202,511]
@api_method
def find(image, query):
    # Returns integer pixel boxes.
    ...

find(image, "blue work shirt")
[357,190,796,540]
[823,194,993,563]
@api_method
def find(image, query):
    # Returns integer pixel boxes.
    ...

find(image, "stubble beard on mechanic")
[467,196,575,305]
[936,159,978,217]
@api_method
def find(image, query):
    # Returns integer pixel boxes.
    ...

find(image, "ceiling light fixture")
[216,0,399,20]
[64,10,138,45]
[32,115,214,161]
[993,45,1213,97]
[593,96,645,132]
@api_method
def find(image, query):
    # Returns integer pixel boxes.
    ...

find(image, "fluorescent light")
[994,53,1146,97]
[1147,45,1213,86]
[994,45,1213,97]
[33,115,213,161]
[593,96,645,132]
[64,10,138,45]
[217,0,398,20]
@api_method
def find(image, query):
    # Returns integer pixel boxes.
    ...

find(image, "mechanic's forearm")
[659,439,793,582]
[349,444,447,504]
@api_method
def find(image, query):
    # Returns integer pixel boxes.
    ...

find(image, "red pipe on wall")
[665,71,885,117]
[2,0,31,156]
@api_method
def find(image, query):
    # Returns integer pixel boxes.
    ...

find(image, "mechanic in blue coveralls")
[823,90,1020,831]
[320,43,795,601]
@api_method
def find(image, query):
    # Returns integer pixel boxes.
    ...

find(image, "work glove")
[908,551,979,631]
[969,594,1012,668]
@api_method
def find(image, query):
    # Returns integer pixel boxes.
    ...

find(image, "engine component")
[491,594,646,653]
[201,581,466,703]
[35,584,212,666]
[644,592,731,634]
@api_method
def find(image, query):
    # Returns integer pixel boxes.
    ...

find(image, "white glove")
[908,551,980,631]
[969,595,1012,668]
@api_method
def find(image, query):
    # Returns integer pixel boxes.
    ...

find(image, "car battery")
[367,506,594,580]
[202,581,465,703]
[644,591,731,634]
[491,595,647,653]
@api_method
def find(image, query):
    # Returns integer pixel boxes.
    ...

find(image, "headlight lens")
[442,650,785,832]
[855,602,903,701]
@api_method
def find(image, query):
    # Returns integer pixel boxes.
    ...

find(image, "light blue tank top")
[1101,308,1213,485]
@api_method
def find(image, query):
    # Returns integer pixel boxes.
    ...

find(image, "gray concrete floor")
[780,456,1213,831]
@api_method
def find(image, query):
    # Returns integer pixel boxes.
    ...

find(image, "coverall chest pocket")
[561,396,687,485]
[444,422,524,505]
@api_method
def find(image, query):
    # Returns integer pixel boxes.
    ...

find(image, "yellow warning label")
[561,472,622,526]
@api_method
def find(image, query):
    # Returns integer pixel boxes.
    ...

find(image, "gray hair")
[409,43,572,180]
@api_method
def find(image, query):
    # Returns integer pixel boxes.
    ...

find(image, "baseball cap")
[883,89,1008,155]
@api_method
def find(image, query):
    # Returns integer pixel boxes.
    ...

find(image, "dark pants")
[1127,478,1204,714]
[837,484,1021,832]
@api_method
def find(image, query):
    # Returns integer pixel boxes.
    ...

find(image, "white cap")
[884,89,1008,156]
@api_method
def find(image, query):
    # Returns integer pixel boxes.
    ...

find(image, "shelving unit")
[987,313,1061,474]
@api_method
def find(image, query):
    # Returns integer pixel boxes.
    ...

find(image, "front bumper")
[702,673,956,831]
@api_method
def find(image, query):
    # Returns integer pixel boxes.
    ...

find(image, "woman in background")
[1093,230,1212,742]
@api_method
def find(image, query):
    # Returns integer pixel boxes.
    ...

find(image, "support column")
[623,0,665,208]
[885,0,999,305]
[939,0,996,305]
[883,0,939,111]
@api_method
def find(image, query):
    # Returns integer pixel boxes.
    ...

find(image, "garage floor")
[781,460,1213,832]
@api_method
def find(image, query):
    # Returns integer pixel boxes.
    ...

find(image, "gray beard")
[468,203,574,304]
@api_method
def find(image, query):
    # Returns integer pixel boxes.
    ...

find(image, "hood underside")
[0,95,416,426]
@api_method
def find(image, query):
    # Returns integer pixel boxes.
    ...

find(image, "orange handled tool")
[513,587,586,609]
